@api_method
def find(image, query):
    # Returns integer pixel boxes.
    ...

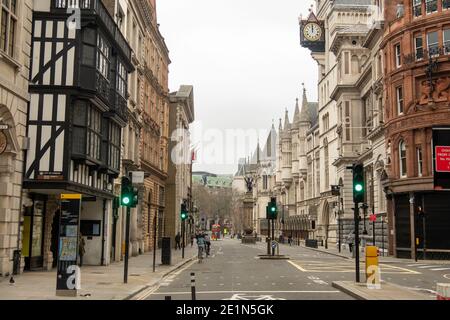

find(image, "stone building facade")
[139,0,170,252]
[296,0,390,250]
[166,85,195,246]
[0,0,32,277]
[275,89,320,242]
[381,0,450,259]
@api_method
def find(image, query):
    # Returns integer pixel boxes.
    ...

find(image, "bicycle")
[198,245,205,263]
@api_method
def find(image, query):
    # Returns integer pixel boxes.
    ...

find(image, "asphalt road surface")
[144,238,444,300]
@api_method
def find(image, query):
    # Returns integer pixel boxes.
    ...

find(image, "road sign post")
[370,214,376,246]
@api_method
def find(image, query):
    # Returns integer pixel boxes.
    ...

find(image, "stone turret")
[281,109,292,187]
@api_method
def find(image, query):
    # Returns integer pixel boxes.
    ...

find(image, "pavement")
[0,246,197,300]
[139,238,447,300]
[332,281,434,300]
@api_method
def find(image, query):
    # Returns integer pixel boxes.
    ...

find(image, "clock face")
[0,132,7,155]
[303,23,322,42]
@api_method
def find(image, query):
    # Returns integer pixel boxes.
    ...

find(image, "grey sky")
[157,0,318,175]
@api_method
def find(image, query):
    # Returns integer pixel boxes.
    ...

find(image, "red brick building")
[381,0,450,259]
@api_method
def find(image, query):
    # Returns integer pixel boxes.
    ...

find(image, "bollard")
[191,272,196,300]
[436,283,450,300]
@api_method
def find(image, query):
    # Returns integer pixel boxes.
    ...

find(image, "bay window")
[97,34,110,80]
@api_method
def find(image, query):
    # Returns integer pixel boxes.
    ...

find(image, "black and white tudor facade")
[22,0,133,269]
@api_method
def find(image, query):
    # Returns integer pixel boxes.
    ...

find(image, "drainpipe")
[101,199,107,266]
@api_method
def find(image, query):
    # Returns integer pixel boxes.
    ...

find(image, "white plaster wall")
[80,200,104,266]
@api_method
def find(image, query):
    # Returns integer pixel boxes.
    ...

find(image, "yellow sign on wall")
[61,194,82,200]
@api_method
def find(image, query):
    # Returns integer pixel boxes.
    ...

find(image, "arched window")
[399,140,407,178]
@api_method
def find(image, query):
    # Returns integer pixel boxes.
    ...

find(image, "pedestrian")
[204,233,211,256]
[175,232,181,250]
[288,235,292,246]
[190,234,194,247]
[78,234,86,267]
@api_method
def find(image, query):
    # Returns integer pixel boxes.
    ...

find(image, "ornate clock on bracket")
[300,10,325,53]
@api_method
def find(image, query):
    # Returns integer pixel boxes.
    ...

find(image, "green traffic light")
[271,207,276,212]
[355,184,363,192]
[122,197,131,205]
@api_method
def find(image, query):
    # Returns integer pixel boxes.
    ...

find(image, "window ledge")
[0,51,22,72]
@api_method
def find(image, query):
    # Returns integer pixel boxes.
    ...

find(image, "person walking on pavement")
[288,235,293,246]
[175,232,181,250]
[190,234,194,247]
[78,234,86,267]
[204,233,211,256]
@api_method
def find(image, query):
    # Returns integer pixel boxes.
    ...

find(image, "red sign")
[435,146,450,172]
[369,214,377,222]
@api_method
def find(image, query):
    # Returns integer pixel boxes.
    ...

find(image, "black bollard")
[191,272,196,300]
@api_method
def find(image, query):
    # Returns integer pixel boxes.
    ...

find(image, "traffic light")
[131,187,139,208]
[353,164,365,204]
[121,177,133,207]
[180,203,188,221]
[267,197,278,220]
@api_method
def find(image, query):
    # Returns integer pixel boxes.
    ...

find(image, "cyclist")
[196,233,206,263]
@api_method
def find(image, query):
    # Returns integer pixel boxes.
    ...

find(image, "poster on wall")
[433,128,450,190]
[56,194,82,297]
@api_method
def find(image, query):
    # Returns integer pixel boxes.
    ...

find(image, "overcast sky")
[157,0,318,175]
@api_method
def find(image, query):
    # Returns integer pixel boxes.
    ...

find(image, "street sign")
[369,214,377,222]
[130,171,145,184]
[435,146,450,172]
[0,124,9,130]
[433,128,450,189]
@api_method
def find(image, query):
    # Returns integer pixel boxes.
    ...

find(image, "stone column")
[243,192,254,233]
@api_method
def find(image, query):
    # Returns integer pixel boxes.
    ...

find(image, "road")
[143,238,446,300]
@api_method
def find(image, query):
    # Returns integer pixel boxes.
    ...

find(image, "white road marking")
[417,265,436,269]
[149,290,342,295]
[431,268,450,271]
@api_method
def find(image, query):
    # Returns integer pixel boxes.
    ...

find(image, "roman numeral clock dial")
[303,22,322,42]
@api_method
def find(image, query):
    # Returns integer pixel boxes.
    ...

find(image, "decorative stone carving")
[419,77,450,105]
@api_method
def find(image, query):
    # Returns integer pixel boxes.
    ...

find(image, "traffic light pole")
[124,206,131,284]
[267,217,271,255]
[182,219,185,259]
[272,219,275,256]
[354,203,360,283]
